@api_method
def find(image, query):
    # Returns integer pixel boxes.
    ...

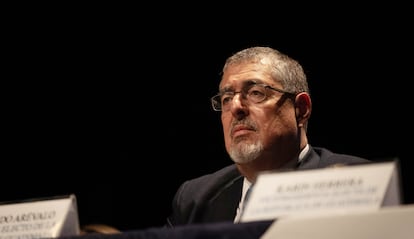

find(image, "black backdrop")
[3,4,411,231]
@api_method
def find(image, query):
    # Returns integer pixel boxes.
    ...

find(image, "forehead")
[220,63,274,89]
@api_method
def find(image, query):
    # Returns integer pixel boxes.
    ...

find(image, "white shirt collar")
[235,144,310,223]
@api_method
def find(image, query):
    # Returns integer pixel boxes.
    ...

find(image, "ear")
[294,92,312,127]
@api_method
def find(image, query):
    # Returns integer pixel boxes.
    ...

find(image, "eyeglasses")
[211,84,295,111]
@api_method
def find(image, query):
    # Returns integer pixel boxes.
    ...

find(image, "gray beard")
[229,141,264,164]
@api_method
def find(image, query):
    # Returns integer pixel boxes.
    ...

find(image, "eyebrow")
[219,80,260,93]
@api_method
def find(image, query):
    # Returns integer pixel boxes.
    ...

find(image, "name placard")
[0,194,80,239]
[240,161,401,222]
[261,204,414,239]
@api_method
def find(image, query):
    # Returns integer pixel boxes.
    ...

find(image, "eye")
[247,85,266,101]
[221,93,234,106]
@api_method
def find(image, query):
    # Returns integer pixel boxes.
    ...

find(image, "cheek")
[263,107,297,132]
[221,115,231,134]
[221,114,233,143]
[269,112,298,135]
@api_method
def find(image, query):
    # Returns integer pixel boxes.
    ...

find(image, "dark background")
[2,4,411,231]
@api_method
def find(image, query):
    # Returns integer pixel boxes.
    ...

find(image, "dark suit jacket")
[166,146,371,227]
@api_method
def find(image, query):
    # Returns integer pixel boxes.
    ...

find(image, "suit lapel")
[201,177,243,222]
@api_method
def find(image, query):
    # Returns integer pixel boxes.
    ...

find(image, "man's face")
[219,62,299,165]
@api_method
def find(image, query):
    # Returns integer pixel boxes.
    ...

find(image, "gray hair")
[222,46,309,94]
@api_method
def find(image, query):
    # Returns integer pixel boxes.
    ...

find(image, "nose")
[230,93,248,117]
[230,92,244,108]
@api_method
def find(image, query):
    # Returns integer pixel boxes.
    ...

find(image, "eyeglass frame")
[211,83,297,111]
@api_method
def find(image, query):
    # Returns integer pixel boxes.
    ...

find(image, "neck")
[236,142,308,183]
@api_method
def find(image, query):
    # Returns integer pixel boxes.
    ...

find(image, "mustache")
[230,119,258,133]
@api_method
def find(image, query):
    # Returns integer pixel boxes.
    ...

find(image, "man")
[166,46,370,227]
